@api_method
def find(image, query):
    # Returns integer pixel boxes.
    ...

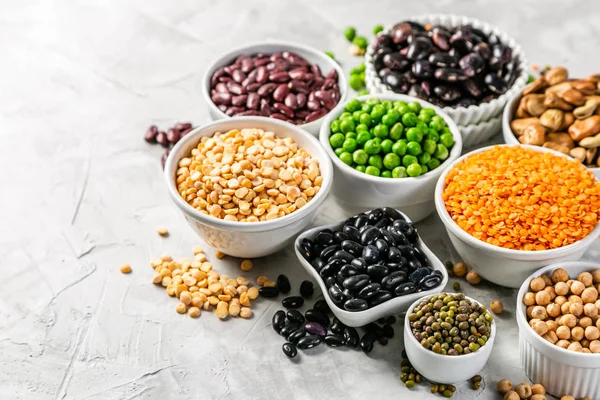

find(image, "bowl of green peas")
[319,94,462,222]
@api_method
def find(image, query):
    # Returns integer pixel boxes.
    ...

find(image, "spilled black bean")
[277,274,291,294]
[297,335,323,350]
[324,334,345,347]
[272,310,286,333]
[282,342,297,358]
[286,309,305,324]
[299,280,314,298]
[282,296,304,309]
[305,309,329,327]
[287,328,306,344]
[259,287,280,298]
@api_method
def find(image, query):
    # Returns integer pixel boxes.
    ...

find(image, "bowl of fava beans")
[435,144,600,288]
[517,262,600,399]
[319,94,462,223]
[203,41,347,136]
[164,116,332,258]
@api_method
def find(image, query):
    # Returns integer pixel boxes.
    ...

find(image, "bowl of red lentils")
[164,116,333,258]
[434,144,600,288]
[517,261,600,398]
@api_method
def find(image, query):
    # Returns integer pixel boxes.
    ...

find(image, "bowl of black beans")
[294,207,448,327]
[365,14,528,146]
[403,293,496,384]
[203,41,347,136]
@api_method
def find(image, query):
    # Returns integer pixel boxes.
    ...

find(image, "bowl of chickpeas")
[164,116,333,258]
[517,261,600,399]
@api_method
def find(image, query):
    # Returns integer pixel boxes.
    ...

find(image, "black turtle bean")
[305,309,330,327]
[342,274,370,291]
[298,239,314,260]
[387,246,403,262]
[413,246,429,266]
[259,287,279,298]
[374,217,393,229]
[286,309,305,324]
[368,291,393,307]
[315,231,335,247]
[287,328,306,344]
[336,271,346,286]
[358,283,381,299]
[362,245,380,264]
[277,274,291,294]
[387,228,408,245]
[280,323,301,337]
[341,240,363,256]
[319,244,339,262]
[360,332,377,353]
[360,226,380,246]
[324,334,345,347]
[328,284,346,304]
[282,296,304,309]
[297,335,322,350]
[299,280,314,298]
[382,270,407,290]
[374,239,389,254]
[272,310,286,333]
[340,264,360,278]
[325,276,336,287]
[343,225,361,242]
[365,323,384,337]
[383,324,395,338]
[330,317,345,334]
[377,336,389,346]
[313,300,330,314]
[282,342,297,358]
[344,298,369,311]
[367,208,383,223]
[419,273,443,290]
[304,321,326,336]
[394,282,417,296]
[343,326,360,347]
[407,259,422,271]
[331,250,354,263]
[350,258,367,271]
[409,267,431,283]
[310,257,325,271]
[333,231,349,243]
[320,259,342,278]
[353,213,370,229]
[380,230,397,246]
[367,264,389,279]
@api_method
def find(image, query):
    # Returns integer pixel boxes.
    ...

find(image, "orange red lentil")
[442,146,600,250]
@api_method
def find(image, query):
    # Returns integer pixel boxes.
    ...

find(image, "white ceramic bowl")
[461,114,502,148]
[164,117,333,258]
[404,294,496,384]
[294,210,448,327]
[319,93,463,223]
[517,261,600,398]
[365,14,528,127]
[502,89,600,180]
[434,144,600,288]
[202,41,347,137]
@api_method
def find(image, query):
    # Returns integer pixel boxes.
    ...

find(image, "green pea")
[344,27,356,42]
[345,98,362,113]
[389,123,404,140]
[364,139,381,155]
[334,147,344,156]
[359,113,371,126]
[430,116,446,131]
[417,113,432,124]
[407,163,422,177]
[365,166,380,176]
[353,63,366,74]
[440,132,455,148]
[402,154,418,167]
[355,165,366,173]
[426,130,440,142]
[340,119,356,134]
[392,166,408,178]
[349,74,364,90]
[370,105,386,122]
[356,123,369,133]
[324,51,335,60]
[381,170,392,178]
[339,112,351,119]
[381,100,392,110]
[420,164,428,174]
[345,132,357,140]
[418,153,431,165]
[408,101,421,113]
[407,142,422,156]
[381,139,393,154]
[392,140,408,156]
[330,120,341,133]
[329,133,345,148]
[338,151,353,166]
[343,138,358,153]
[366,97,380,105]
[428,158,441,170]
[373,124,389,139]
[440,127,452,137]
[383,153,401,169]
[356,89,369,96]
[361,103,373,113]
[368,154,383,169]
[405,127,423,142]
[356,132,371,146]
[434,144,449,160]
[420,107,436,117]
[372,24,384,35]
[401,112,418,127]
[383,110,399,127]
[371,137,382,145]
[353,149,369,165]
[394,100,407,108]
[423,139,437,154]
[353,36,368,49]
[351,110,362,122]
[396,105,410,116]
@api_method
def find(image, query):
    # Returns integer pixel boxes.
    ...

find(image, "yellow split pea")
[442,146,600,251]
[175,128,322,222]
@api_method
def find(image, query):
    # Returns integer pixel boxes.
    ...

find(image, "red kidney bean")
[296,110,310,119]
[270,53,283,62]
[247,68,258,81]
[296,93,307,108]
[246,82,262,92]
[326,69,338,81]
[234,55,248,65]
[237,110,261,116]
[241,58,254,73]
[322,78,336,90]
[247,93,260,110]
[211,67,226,87]
[174,122,192,131]
[289,80,309,94]
[180,127,193,137]
[256,66,268,83]
[269,71,290,83]
[167,128,180,144]
[212,92,232,105]
[254,57,270,67]
[226,106,245,116]
[307,100,321,111]
[273,84,289,102]
[273,103,295,118]
[161,148,171,169]
[303,73,314,82]
[156,131,169,147]
[144,125,158,143]
[215,82,229,93]
[308,92,316,102]
[257,83,277,97]
[311,64,323,78]
[219,76,233,83]
[224,65,236,75]
[270,113,290,121]
[284,93,298,110]
[310,77,324,91]
[289,67,308,80]
[232,69,246,83]
[331,90,340,102]
[231,94,248,106]
[260,99,272,116]
[266,62,278,71]
[226,81,245,95]
[305,109,327,122]
[218,104,228,112]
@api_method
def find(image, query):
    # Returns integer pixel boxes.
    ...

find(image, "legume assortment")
[210,52,341,124]
[442,146,600,250]
[328,98,455,177]
[497,379,591,400]
[176,128,322,222]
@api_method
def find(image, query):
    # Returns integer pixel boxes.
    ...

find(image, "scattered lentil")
[442,146,600,250]
[120,264,132,274]
[189,307,201,318]
[257,276,269,286]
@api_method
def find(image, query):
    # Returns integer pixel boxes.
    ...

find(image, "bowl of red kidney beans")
[365,15,528,144]
[203,41,347,136]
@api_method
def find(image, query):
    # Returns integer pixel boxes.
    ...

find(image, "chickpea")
[555,295,567,306]
[543,286,556,301]
[569,302,584,317]
[542,330,558,344]
[535,291,551,306]
[551,268,569,284]
[541,273,553,287]
[582,287,598,304]
[567,342,583,352]
[560,397,575,400]
[526,306,535,319]
[188,306,201,318]
[561,314,577,328]
[592,269,600,284]
[590,339,600,353]
[176,302,187,314]
[530,319,549,336]
[247,287,259,300]
[452,262,468,277]
[240,307,253,319]
[490,300,504,314]
[497,379,513,394]
[560,301,572,315]
[530,277,546,292]
[585,326,600,340]
[557,325,571,340]
[256,276,269,286]
[263,279,277,288]
[523,292,536,306]
[571,280,586,296]
[531,383,545,395]
[584,303,598,318]
[546,303,561,318]
[504,392,520,400]
[579,316,593,328]
[582,339,591,348]
[571,326,585,341]
[568,295,583,305]
[466,270,481,285]
[556,339,570,349]
[530,396,545,400]
[531,306,548,320]
[578,271,594,287]
[514,383,532,399]
[546,320,558,332]
[554,282,570,296]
